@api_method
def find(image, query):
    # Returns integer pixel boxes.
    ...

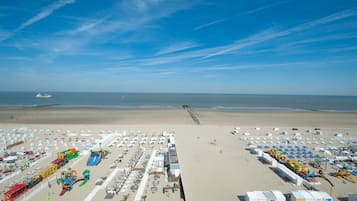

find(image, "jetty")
[182,105,200,125]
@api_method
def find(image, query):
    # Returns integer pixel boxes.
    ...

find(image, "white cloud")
[70,19,105,34]
[0,0,76,41]
[239,0,288,16]
[194,19,225,31]
[70,0,200,37]
[156,41,199,55]
[202,7,357,59]
[18,0,75,31]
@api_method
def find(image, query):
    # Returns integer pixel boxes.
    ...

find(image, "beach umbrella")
[272,145,277,148]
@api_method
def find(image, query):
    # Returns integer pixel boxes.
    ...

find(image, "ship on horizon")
[35,93,53,98]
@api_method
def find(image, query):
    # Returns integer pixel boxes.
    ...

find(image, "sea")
[0,92,356,112]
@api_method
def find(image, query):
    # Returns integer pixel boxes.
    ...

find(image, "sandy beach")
[0,108,357,201]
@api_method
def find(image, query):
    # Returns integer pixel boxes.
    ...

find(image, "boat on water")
[35,93,53,98]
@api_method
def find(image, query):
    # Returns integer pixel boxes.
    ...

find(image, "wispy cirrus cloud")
[18,0,75,30]
[1,0,76,41]
[156,41,199,55]
[117,8,357,66]
[70,18,106,34]
[280,32,357,48]
[194,19,225,31]
[239,0,288,16]
[70,0,200,38]
[202,7,357,59]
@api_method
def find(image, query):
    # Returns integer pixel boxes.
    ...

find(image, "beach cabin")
[291,190,314,201]
[290,190,332,201]
[167,148,180,181]
[245,190,286,201]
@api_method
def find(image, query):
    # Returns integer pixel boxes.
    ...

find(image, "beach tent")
[290,190,314,201]
[311,191,333,201]
[309,191,324,201]
[290,190,332,201]
[245,191,286,201]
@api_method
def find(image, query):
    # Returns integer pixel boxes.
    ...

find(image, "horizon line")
[0,90,356,97]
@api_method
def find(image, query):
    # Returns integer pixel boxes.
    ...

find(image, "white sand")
[0,108,356,201]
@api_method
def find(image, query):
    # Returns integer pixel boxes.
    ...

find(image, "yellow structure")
[336,170,356,183]
[57,152,66,159]
[38,164,58,179]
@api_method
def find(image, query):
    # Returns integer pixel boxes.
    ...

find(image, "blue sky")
[0,0,357,95]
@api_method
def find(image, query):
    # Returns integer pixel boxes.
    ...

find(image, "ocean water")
[0,92,356,112]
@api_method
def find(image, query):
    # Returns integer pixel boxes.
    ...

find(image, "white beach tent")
[290,190,314,201]
[245,191,285,201]
[290,190,333,201]
[245,191,265,201]
[309,191,324,201]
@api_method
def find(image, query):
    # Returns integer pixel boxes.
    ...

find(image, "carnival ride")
[267,148,315,181]
[336,169,356,183]
[267,148,336,189]
[87,149,108,166]
[3,148,79,201]
[57,168,90,196]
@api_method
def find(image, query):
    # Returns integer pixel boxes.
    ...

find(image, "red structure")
[4,183,28,201]
[52,158,67,167]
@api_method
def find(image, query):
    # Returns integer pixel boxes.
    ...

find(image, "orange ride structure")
[57,168,90,196]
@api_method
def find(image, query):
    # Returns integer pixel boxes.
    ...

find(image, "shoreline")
[1,105,357,113]
[1,107,357,127]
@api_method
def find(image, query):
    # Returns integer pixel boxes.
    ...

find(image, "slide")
[59,189,67,196]
[87,152,101,166]
[79,178,88,186]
